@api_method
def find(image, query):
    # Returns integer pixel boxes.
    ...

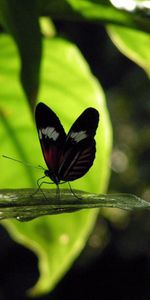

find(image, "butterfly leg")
[31,176,53,200]
[31,175,47,197]
[67,182,81,200]
[56,184,61,201]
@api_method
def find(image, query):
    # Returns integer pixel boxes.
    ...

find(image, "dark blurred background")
[0,21,150,300]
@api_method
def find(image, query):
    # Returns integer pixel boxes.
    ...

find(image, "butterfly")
[35,102,99,189]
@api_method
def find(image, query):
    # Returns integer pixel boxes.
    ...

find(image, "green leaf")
[107,25,150,78]
[65,0,150,32]
[0,35,112,295]
[37,0,150,32]
[0,0,149,108]
[0,189,150,221]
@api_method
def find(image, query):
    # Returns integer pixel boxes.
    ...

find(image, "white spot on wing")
[39,129,42,139]
[39,127,59,141]
[70,130,87,143]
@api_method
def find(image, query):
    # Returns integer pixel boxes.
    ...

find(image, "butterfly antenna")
[2,155,45,170]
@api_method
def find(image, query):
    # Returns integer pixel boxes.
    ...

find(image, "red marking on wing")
[43,144,59,170]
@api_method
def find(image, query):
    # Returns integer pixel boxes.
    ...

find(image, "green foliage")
[0,0,150,297]
[0,35,111,295]
[108,25,150,78]
[66,0,150,32]
[0,1,149,104]
[0,0,41,104]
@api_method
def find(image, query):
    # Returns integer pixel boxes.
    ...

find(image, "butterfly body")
[44,169,59,185]
[35,102,99,185]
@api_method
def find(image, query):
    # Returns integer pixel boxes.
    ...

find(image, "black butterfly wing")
[35,102,66,172]
[58,107,99,181]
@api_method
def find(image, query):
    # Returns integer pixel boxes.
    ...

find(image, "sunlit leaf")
[66,0,150,32]
[0,35,112,295]
[107,25,150,78]
[0,0,149,107]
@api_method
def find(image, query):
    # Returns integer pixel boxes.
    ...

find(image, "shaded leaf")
[0,188,149,222]
[0,0,41,105]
